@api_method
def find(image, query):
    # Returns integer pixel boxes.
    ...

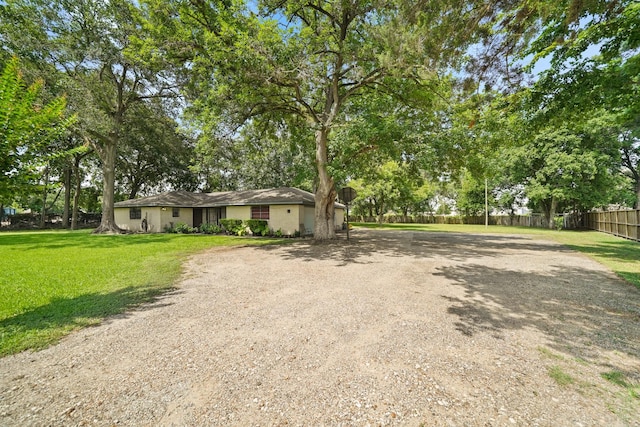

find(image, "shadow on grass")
[559,240,640,289]
[564,239,640,262]
[0,285,177,356]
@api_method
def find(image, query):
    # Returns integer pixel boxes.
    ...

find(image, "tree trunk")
[313,127,336,240]
[40,167,49,228]
[62,164,72,228]
[547,197,557,229]
[128,181,140,200]
[71,155,83,230]
[635,178,640,210]
[94,139,123,234]
[377,195,385,224]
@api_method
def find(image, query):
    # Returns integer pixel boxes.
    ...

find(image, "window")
[129,208,142,219]
[251,206,269,220]
[172,207,180,218]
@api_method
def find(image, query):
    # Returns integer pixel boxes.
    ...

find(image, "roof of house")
[114,187,344,209]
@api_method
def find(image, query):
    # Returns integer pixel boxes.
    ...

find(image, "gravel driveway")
[1,229,639,426]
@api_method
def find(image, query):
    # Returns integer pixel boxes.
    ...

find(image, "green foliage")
[456,170,491,217]
[137,0,506,239]
[0,57,73,204]
[174,222,195,234]
[199,223,222,234]
[506,126,619,224]
[195,114,315,191]
[554,217,564,231]
[601,371,640,400]
[219,219,244,235]
[245,219,269,236]
[1,0,181,232]
[548,366,574,386]
[218,219,272,236]
[0,230,284,356]
[350,161,430,221]
[116,101,199,199]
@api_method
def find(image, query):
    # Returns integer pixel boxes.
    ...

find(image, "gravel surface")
[1,229,639,426]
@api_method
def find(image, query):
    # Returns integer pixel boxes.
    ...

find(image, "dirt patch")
[1,229,639,426]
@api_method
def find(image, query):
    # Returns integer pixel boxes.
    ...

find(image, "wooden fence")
[355,214,551,228]
[584,209,640,242]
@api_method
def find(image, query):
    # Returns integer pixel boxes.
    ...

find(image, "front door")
[193,208,203,227]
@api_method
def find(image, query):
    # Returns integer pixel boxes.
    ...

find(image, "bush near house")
[219,219,244,235]
[200,223,222,234]
[245,220,269,236]
[219,219,271,236]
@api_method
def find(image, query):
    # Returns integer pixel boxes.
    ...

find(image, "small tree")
[0,57,73,206]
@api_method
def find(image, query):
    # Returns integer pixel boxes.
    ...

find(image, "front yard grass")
[353,222,640,290]
[0,230,283,357]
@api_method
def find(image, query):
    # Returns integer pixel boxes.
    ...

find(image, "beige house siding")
[302,206,315,235]
[115,200,344,235]
[226,204,300,236]
[269,205,299,236]
[334,207,345,229]
[115,206,193,232]
[163,207,193,229]
[226,206,251,220]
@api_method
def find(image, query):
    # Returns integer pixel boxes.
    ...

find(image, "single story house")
[114,187,345,236]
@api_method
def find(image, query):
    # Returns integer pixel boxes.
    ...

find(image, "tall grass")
[0,230,281,356]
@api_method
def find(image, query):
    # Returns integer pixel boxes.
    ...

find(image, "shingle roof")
[114,187,339,208]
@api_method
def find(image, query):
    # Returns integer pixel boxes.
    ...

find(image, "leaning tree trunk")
[71,155,83,230]
[62,164,72,228]
[94,138,123,234]
[40,166,50,228]
[314,127,336,240]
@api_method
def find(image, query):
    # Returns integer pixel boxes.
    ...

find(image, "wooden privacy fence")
[356,214,551,228]
[584,209,640,242]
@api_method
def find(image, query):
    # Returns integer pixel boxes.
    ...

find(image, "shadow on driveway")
[258,228,640,374]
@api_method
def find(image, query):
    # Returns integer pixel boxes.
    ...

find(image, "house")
[114,187,345,235]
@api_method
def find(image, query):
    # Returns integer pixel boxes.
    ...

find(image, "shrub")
[174,222,195,234]
[245,219,269,236]
[200,223,222,234]
[554,216,564,231]
[220,219,244,235]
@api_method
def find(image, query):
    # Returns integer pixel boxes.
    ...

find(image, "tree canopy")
[1,0,638,235]
[0,57,73,205]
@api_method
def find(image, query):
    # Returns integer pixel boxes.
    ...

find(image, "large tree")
[194,113,316,191]
[507,126,620,228]
[514,0,640,207]
[141,0,508,239]
[115,101,198,199]
[1,0,177,233]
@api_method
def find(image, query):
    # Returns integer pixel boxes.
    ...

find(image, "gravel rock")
[1,229,639,426]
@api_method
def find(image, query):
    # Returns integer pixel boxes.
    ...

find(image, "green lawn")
[0,230,283,356]
[353,222,640,290]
